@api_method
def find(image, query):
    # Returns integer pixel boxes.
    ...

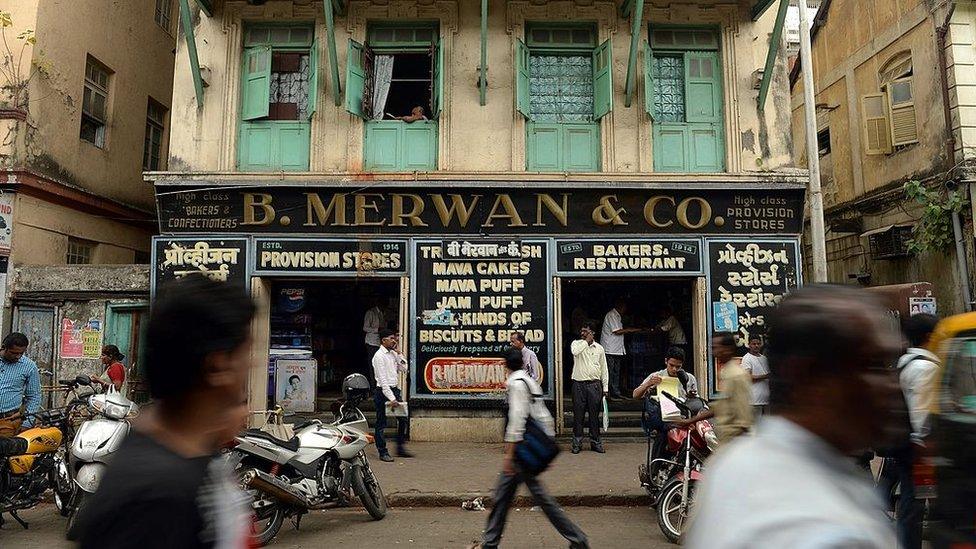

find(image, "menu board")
[707,239,800,348]
[412,239,550,398]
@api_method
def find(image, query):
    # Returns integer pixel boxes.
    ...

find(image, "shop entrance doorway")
[557,278,695,432]
[267,279,401,413]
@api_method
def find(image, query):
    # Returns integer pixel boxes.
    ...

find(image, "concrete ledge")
[409,417,505,442]
[386,491,651,508]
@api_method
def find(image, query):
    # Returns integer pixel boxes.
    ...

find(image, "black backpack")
[507,378,560,476]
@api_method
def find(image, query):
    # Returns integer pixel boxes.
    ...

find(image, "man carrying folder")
[632,347,698,473]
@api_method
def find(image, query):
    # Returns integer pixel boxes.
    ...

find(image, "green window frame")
[238,24,317,172]
[645,28,725,173]
[518,24,608,172]
[346,23,441,171]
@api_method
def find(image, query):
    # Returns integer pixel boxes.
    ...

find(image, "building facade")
[0,0,176,385]
[154,0,805,440]
[790,0,976,314]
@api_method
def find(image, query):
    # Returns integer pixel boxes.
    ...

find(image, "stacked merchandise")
[268,287,316,412]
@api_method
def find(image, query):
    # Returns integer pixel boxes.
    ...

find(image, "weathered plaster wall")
[168,0,796,174]
[11,194,152,265]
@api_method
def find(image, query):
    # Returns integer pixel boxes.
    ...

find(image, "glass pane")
[701,58,713,78]
[946,339,976,415]
[91,92,107,120]
[864,96,884,118]
[415,29,433,42]
[689,58,700,78]
[695,31,715,45]
[552,29,571,44]
[290,28,310,44]
[891,80,912,105]
[83,87,92,113]
[653,55,685,123]
[374,28,395,42]
[247,28,269,45]
[394,28,414,42]
[529,54,594,122]
[270,28,290,44]
[572,29,591,44]
[676,31,693,45]
[531,29,549,43]
[655,31,674,45]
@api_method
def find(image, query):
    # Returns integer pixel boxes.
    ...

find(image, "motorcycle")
[638,391,717,502]
[64,387,139,529]
[654,391,716,544]
[0,375,91,529]
[228,374,388,546]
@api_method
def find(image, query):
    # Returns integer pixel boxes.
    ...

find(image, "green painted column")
[323,0,342,106]
[757,0,789,111]
[179,0,205,109]
[623,0,644,108]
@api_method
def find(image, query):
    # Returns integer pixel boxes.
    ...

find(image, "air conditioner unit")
[864,224,914,259]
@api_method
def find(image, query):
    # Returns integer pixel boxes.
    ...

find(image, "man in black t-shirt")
[70,277,256,549]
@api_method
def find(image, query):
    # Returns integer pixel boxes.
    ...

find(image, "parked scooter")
[228,374,388,546]
[654,392,716,544]
[65,387,139,529]
[0,375,91,529]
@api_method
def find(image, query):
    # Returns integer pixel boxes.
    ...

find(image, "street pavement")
[3,504,672,548]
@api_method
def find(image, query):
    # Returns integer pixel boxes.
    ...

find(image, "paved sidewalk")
[370,441,651,507]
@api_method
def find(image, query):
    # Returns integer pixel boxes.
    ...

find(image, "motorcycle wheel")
[657,478,696,544]
[50,454,75,517]
[252,503,285,547]
[66,492,86,534]
[352,464,387,520]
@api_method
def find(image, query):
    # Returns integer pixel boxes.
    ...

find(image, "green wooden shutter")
[515,39,531,119]
[242,46,272,121]
[345,39,367,119]
[592,38,612,120]
[684,51,722,123]
[644,41,655,120]
[307,40,319,120]
[431,39,444,118]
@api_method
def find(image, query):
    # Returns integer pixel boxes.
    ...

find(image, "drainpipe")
[936,4,974,311]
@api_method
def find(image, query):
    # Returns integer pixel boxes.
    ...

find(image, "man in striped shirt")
[0,332,41,437]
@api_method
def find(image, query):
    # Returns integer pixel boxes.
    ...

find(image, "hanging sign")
[253,238,406,275]
[412,239,551,398]
[555,238,703,275]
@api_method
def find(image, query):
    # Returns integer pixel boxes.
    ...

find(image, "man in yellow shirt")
[570,323,609,454]
[674,332,753,443]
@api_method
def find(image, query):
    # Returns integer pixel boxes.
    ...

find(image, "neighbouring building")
[790,0,976,315]
[0,0,176,385]
[153,0,806,441]
[784,0,820,67]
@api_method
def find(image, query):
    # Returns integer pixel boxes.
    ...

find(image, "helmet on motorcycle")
[342,373,372,401]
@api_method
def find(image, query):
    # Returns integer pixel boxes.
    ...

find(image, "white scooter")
[228,374,388,546]
[65,388,139,528]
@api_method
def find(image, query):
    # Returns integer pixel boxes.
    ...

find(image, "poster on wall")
[707,239,800,347]
[0,191,14,255]
[909,297,937,316]
[151,237,248,297]
[59,319,84,358]
[412,240,550,399]
[81,319,103,359]
[275,358,317,413]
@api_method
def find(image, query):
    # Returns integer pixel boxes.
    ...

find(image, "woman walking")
[95,345,126,394]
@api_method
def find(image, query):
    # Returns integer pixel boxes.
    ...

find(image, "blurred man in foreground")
[71,276,256,548]
[687,285,902,548]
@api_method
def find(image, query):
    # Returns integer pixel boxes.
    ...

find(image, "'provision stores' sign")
[156,185,805,236]
[413,240,550,398]
[253,239,407,275]
[556,238,703,274]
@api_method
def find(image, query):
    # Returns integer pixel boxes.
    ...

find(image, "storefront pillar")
[692,276,709,392]
[248,277,271,426]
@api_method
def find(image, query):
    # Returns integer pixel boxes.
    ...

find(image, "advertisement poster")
[413,239,550,398]
[59,319,84,358]
[909,297,937,316]
[275,358,316,413]
[712,302,738,332]
[0,191,14,255]
[82,319,103,359]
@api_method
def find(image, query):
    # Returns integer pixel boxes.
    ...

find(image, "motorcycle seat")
[242,429,300,451]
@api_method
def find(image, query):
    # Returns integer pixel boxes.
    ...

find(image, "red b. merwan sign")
[424,357,508,393]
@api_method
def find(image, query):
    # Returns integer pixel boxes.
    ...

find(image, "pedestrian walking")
[509,331,540,382]
[0,332,40,438]
[686,285,901,548]
[93,344,127,394]
[372,328,412,462]
[891,313,940,549]
[70,276,255,549]
[741,335,770,416]
[470,348,588,549]
[600,298,640,400]
[709,332,753,442]
[570,323,608,454]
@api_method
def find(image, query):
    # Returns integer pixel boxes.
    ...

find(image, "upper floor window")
[862,51,917,155]
[518,24,609,172]
[144,98,167,171]
[155,0,173,33]
[66,237,95,264]
[647,28,724,173]
[81,56,111,148]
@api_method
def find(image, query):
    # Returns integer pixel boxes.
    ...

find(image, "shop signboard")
[151,237,248,297]
[156,184,805,236]
[707,239,800,348]
[412,239,551,399]
[555,238,703,275]
[253,238,407,276]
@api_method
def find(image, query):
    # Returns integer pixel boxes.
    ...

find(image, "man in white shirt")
[570,323,609,454]
[363,297,387,377]
[892,313,940,549]
[371,328,412,462]
[509,332,540,382]
[655,306,687,354]
[687,285,901,549]
[741,335,770,415]
[600,299,640,401]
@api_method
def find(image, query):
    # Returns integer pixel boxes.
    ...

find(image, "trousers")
[482,471,588,548]
[373,387,408,456]
[572,380,602,444]
[606,355,623,398]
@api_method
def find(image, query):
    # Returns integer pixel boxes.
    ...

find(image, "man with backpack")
[470,348,588,549]
[892,313,940,549]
